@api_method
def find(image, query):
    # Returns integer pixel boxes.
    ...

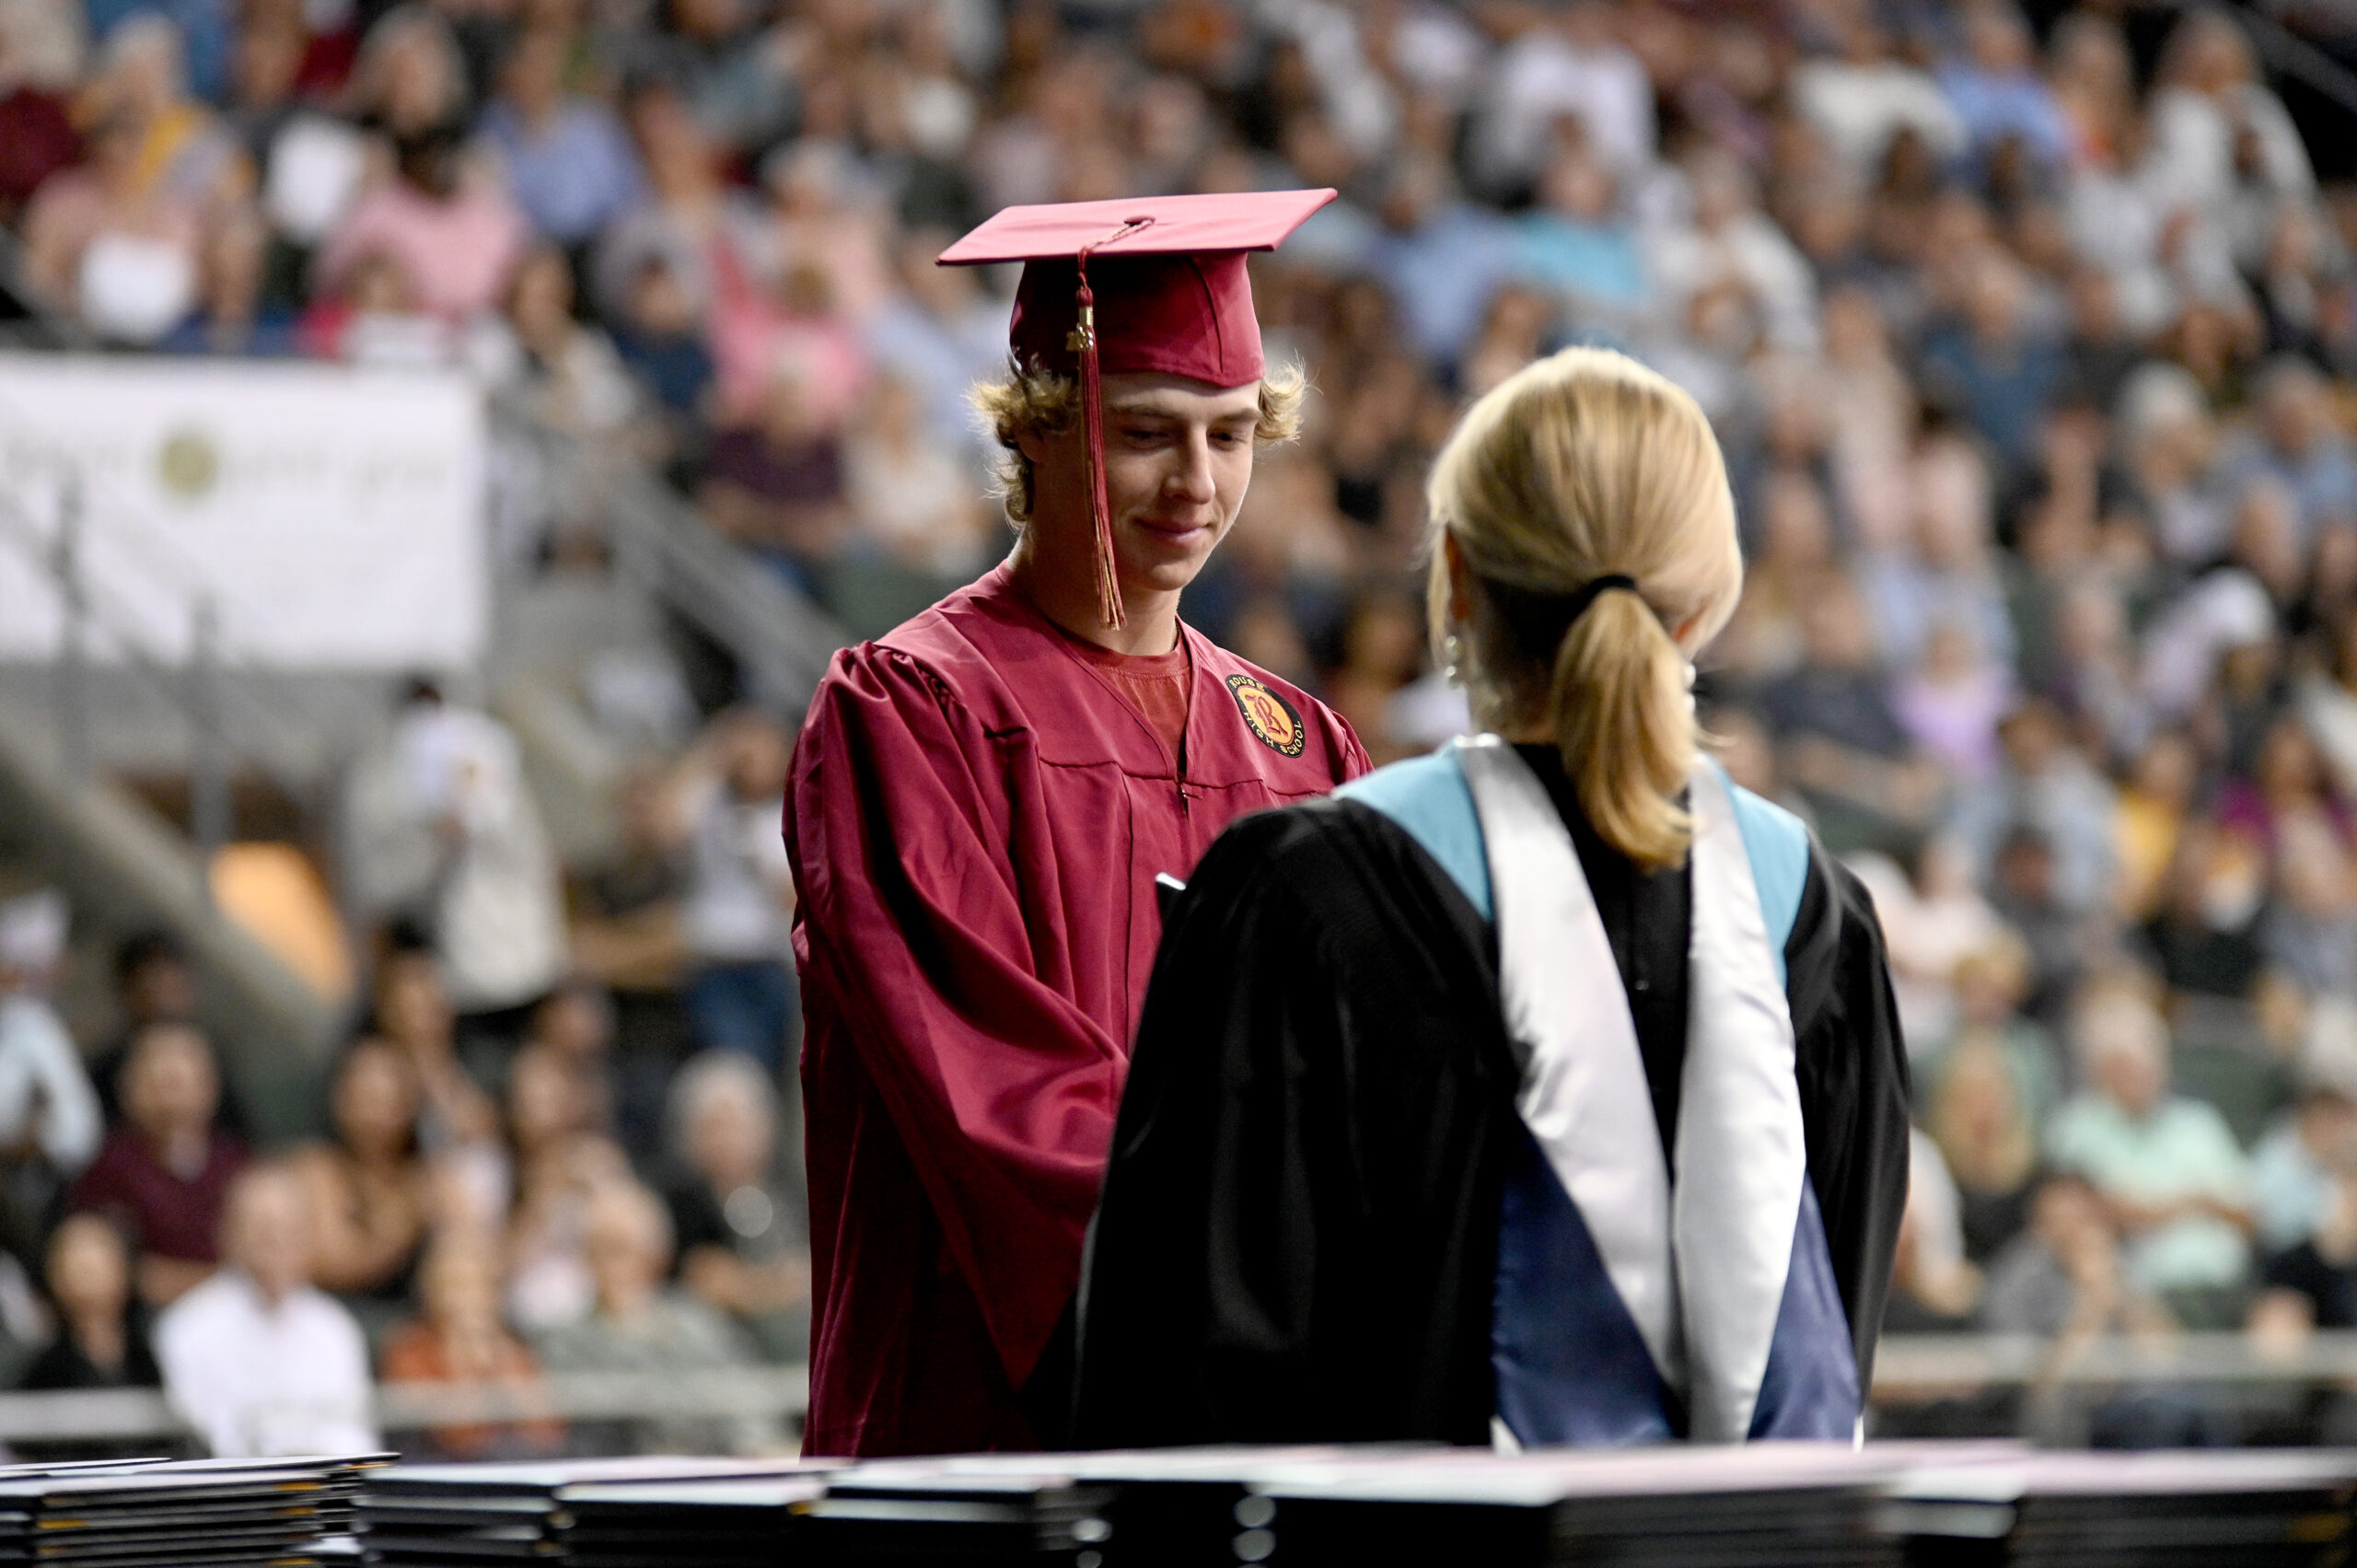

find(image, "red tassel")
[1074,266,1123,631]
[1069,217,1151,633]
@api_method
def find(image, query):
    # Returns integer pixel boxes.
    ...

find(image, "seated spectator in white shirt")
[343,680,568,1034]
[1793,17,1964,185]
[154,1164,378,1458]
[1471,0,1654,190]
[0,891,105,1189]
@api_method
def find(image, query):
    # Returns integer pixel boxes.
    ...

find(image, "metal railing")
[1875,1330,2357,1389]
[501,412,848,717]
[0,1336,2356,1452]
[0,1366,809,1447]
[0,455,331,855]
[2243,0,2357,121]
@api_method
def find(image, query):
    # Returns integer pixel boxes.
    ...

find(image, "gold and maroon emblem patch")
[1226,673,1306,758]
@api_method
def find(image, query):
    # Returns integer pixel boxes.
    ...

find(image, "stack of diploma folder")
[1217,1445,1910,1568]
[0,1453,385,1567]
[556,1476,835,1568]
[1887,1448,2357,1568]
[355,1458,831,1565]
[339,1444,2357,1566]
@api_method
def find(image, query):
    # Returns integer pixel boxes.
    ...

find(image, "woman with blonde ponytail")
[1075,347,1910,1451]
[1425,347,1742,871]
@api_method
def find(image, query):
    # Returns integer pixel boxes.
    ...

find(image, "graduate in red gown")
[785,191,1371,1458]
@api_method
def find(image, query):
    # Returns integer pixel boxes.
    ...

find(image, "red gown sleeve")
[1338,719,1374,783]
[787,645,1122,1391]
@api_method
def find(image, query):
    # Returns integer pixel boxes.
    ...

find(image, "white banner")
[0,354,487,669]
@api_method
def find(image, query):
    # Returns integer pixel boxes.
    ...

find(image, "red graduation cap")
[940,189,1337,629]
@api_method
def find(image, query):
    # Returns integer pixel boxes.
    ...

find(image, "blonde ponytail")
[1550,588,1696,867]
[1427,348,1740,871]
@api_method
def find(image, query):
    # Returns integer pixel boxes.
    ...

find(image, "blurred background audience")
[10,0,2357,1454]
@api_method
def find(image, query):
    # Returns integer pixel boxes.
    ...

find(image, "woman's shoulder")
[1184,779,1494,971]
[1718,771,1815,944]
[1190,796,1379,891]
[1201,770,1468,898]
[1331,747,1492,912]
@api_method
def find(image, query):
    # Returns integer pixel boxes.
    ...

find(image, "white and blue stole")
[1339,736,1859,1446]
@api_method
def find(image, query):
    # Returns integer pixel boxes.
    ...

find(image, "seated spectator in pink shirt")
[741,141,891,326]
[2217,712,2356,860]
[314,127,528,322]
[19,110,203,342]
[68,1021,250,1309]
[706,250,867,429]
[1892,618,2014,780]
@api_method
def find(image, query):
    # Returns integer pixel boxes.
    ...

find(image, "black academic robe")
[1070,763,1910,1448]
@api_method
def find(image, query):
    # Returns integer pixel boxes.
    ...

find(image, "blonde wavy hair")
[1427,347,1742,870]
[969,361,1307,522]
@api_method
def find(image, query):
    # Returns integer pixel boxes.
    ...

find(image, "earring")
[1444,633,1465,687]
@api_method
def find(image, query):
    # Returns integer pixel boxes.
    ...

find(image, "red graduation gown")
[786,563,1369,1457]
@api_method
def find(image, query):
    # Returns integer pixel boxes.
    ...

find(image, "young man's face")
[1024,371,1261,601]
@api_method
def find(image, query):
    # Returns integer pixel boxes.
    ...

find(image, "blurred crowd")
[13,0,2357,1450]
[0,687,807,1460]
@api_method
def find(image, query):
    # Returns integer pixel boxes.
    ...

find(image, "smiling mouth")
[1131,515,1214,538]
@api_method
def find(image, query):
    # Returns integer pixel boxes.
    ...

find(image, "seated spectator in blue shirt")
[859,229,1006,462]
[2228,356,2357,537]
[1759,568,1946,847]
[1515,139,1649,330]
[84,0,229,111]
[480,29,646,250]
[1948,698,2119,922]
[2246,1073,2357,1338]
[158,207,298,356]
[1366,152,1520,370]
[1918,250,2063,479]
[2250,1077,2357,1258]
[1934,5,2070,177]
[611,256,714,424]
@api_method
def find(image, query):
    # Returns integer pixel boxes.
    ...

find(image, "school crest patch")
[1226,673,1306,758]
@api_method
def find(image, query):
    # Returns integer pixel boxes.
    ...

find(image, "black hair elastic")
[1478,573,1646,665]
[1559,574,1640,624]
